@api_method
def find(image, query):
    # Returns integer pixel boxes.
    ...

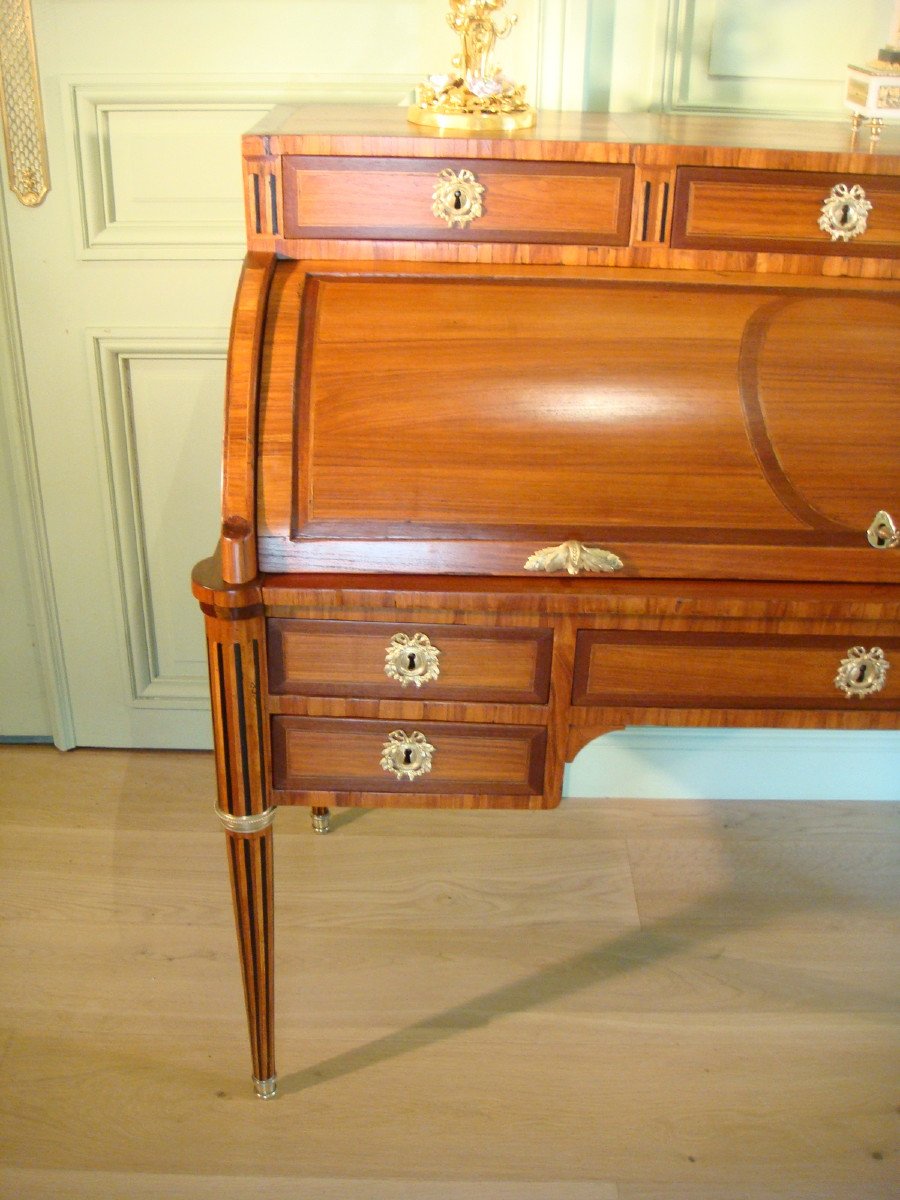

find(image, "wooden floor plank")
[0,745,896,1197]
[0,1171,619,1200]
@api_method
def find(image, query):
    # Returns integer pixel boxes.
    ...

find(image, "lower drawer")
[271,717,547,795]
[572,632,900,709]
[267,618,552,703]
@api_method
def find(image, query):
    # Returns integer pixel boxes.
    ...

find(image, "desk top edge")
[245,105,900,162]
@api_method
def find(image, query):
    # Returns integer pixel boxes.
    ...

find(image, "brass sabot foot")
[311,808,331,835]
[253,1075,277,1100]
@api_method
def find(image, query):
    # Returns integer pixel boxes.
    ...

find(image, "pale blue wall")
[566,730,899,801]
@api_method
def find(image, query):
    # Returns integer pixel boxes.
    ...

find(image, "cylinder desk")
[192,107,900,1099]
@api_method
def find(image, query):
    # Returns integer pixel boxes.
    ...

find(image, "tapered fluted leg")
[219,812,276,1098]
[205,607,277,1098]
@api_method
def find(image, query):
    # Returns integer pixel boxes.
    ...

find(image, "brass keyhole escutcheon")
[818,183,872,242]
[432,167,484,228]
[834,646,889,698]
[380,730,435,781]
[384,632,441,688]
[867,511,900,550]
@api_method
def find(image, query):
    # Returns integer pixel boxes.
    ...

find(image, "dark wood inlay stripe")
[738,297,851,535]
[641,180,651,241]
[259,833,273,1073]
[252,173,262,235]
[659,181,670,241]
[242,837,261,1072]
[233,644,253,815]
[253,638,267,781]
[215,642,235,815]
[269,173,279,236]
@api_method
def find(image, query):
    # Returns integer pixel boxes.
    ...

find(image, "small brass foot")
[253,1075,277,1100]
[311,807,331,835]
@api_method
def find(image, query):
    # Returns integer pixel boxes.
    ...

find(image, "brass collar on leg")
[216,807,276,834]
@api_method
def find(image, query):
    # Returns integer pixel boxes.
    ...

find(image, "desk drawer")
[268,619,552,703]
[572,632,900,709]
[282,156,634,245]
[671,167,900,257]
[271,716,546,795]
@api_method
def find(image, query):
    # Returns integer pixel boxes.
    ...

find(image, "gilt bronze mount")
[408,1,535,132]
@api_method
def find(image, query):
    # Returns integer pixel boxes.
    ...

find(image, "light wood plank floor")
[0,745,897,1199]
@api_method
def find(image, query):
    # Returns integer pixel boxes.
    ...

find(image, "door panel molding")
[91,331,227,708]
[662,0,895,116]
[68,78,411,259]
[534,0,591,111]
[0,195,74,745]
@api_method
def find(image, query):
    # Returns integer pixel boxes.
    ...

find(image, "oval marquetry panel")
[742,295,900,534]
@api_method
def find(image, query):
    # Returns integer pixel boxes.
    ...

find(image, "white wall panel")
[664,0,896,115]
[71,82,407,258]
[92,334,226,706]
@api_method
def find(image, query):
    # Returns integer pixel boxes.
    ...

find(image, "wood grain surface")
[671,166,900,255]
[283,156,634,245]
[267,618,553,703]
[271,716,547,802]
[196,106,900,1110]
[572,631,900,710]
[242,107,900,275]
[2,745,897,1199]
[253,263,898,579]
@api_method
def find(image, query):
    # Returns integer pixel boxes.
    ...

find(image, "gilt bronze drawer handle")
[818,183,872,241]
[834,646,890,698]
[525,540,624,576]
[384,632,441,687]
[380,730,435,781]
[867,510,900,550]
[432,167,484,228]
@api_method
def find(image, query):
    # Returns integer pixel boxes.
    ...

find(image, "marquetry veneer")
[193,107,900,1100]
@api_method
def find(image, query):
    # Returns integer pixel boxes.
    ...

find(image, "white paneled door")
[1,0,590,747]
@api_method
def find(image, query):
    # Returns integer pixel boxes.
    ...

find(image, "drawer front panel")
[671,167,900,256]
[267,619,553,703]
[282,156,634,244]
[271,717,547,795]
[572,632,900,709]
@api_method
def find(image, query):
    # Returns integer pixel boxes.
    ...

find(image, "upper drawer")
[268,619,553,704]
[282,156,634,245]
[572,631,900,709]
[671,167,900,257]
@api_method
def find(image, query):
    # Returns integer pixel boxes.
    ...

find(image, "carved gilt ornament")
[524,540,624,577]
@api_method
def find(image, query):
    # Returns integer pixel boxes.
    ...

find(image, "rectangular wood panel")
[267,619,553,703]
[283,156,634,244]
[271,716,547,795]
[671,167,900,256]
[572,631,900,709]
[296,275,792,532]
